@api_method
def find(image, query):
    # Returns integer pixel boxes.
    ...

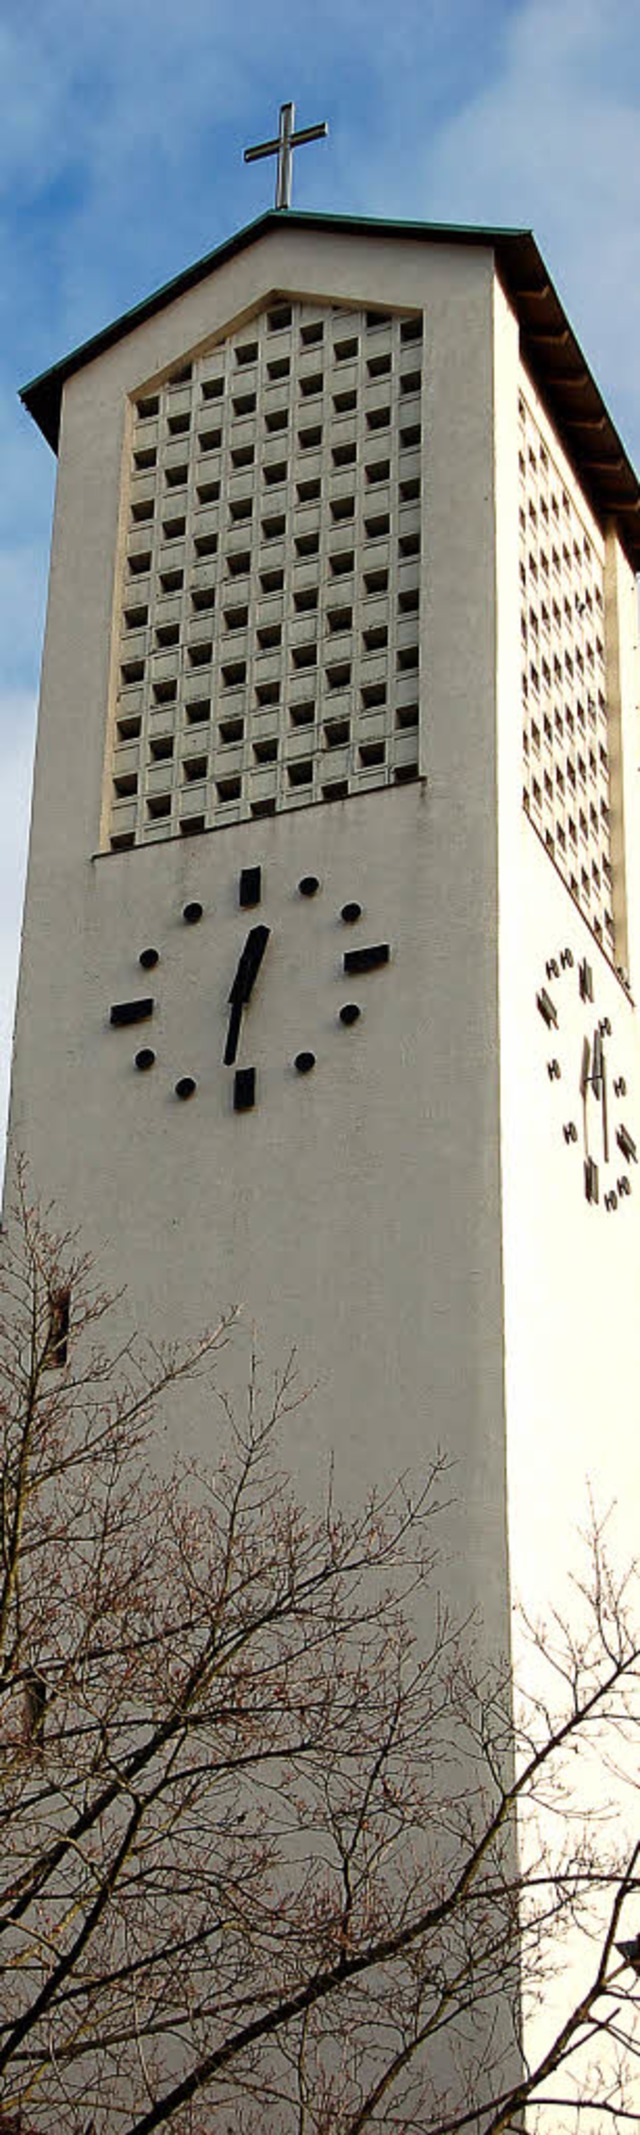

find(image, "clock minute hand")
[224,924,271,1066]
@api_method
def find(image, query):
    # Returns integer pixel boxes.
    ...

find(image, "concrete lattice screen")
[519,372,614,950]
[108,300,423,850]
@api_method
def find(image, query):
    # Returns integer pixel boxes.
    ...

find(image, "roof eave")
[19,208,640,570]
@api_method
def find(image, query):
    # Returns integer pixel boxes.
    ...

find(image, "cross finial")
[244,101,328,211]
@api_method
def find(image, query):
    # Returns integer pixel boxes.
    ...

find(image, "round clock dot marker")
[183,901,203,925]
[341,901,362,924]
[139,947,159,970]
[298,875,320,898]
[175,1076,197,1100]
[340,1003,361,1026]
[294,1051,316,1075]
[135,1047,156,1071]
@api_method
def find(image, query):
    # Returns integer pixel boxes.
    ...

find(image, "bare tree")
[0,1177,639,2134]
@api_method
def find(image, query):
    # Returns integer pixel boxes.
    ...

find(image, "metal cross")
[244,101,328,211]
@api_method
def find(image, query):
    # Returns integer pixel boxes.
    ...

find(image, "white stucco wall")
[5,224,510,1641]
[495,279,640,2112]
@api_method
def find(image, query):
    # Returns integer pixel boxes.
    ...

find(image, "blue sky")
[2,0,640,1142]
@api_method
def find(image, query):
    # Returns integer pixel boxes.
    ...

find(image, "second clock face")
[108,864,393,1110]
[536,945,636,1212]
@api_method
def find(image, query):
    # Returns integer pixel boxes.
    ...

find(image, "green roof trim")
[19,207,640,569]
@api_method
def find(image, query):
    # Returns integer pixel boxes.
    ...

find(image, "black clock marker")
[139,948,159,970]
[585,1156,599,1204]
[536,987,558,1030]
[224,924,271,1065]
[617,1124,637,1164]
[110,998,154,1027]
[239,866,262,908]
[135,1048,156,1071]
[234,1066,256,1111]
[343,943,390,975]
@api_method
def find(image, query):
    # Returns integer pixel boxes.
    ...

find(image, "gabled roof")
[20,207,640,569]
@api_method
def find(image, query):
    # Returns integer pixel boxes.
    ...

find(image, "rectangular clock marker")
[239,866,262,908]
[343,943,390,975]
[584,1156,599,1204]
[110,998,154,1026]
[536,987,557,1030]
[617,1124,637,1164]
[234,1066,256,1112]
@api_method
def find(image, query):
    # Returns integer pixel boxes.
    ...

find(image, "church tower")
[7,195,640,1679]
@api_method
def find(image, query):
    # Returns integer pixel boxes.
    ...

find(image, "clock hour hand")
[601,1040,609,1165]
[580,1035,591,1164]
[591,1025,609,1159]
[224,924,270,1066]
[582,1028,609,1168]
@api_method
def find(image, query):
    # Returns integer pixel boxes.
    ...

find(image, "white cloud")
[421,0,640,458]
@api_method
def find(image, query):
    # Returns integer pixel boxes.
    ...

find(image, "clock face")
[536,945,636,1212]
[108,864,392,1109]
